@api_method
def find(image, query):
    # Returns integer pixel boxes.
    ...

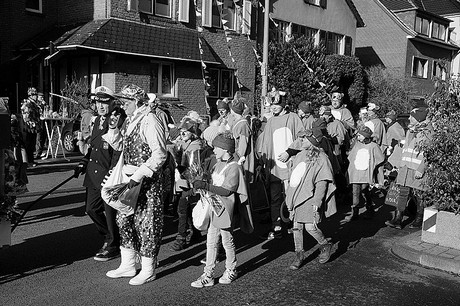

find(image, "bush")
[60,74,90,119]
[420,79,460,213]
[365,66,414,117]
[265,36,365,113]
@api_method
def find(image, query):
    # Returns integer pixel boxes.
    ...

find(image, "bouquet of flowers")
[103,183,130,202]
[198,189,225,217]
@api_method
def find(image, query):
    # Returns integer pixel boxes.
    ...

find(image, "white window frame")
[25,0,43,13]
[412,57,428,79]
[138,0,172,18]
[150,61,175,97]
[202,0,237,30]
[178,0,190,22]
[242,0,252,35]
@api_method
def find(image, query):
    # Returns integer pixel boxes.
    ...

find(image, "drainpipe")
[261,0,269,114]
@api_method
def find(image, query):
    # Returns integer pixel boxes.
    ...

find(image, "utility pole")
[261,0,270,114]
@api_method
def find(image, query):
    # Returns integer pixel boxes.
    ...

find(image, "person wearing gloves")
[230,96,255,182]
[74,86,125,262]
[102,84,167,286]
[190,132,249,288]
[285,129,336,270]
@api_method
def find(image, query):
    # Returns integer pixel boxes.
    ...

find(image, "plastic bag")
[192,196,211,231]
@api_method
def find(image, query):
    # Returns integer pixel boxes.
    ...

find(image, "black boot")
[344,207,359,222]
[385,210,403,229]
[409,200,424,229]
[170,235,186,251]
[289,251,305,270]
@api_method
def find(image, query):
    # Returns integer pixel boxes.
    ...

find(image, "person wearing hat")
[170,116,205,251]
[319,105,347,165]
[21,87,42,166]
[284,129,336,270]
[35,92,48,158]
[297,101,316,130]
[257,91,304,240]
[103,84,167,285]
[230,96,255,183]
[363,106,388,152]
[330,90,355,132]
[74,85,126,262]
[385,105,431,230]
[344,125,385,222]
[215,98,232,131]
[190,131,250,288]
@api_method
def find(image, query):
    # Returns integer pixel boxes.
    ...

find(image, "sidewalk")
[392,231,460,275]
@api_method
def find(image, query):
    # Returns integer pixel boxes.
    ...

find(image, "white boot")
[129,256,156,286]
[106,247,137,278]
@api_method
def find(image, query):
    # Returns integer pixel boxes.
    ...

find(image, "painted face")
[121,98,137,116]
[270,104,284,116]
[331,92,343,109]
[96,102,109,116]
[218,108,229,118]
[180,129,192,142]
[213,146,226,160]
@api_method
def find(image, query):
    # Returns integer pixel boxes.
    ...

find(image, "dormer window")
[432,22,446,41]
[138,0,172,18]
[415,16,429,36]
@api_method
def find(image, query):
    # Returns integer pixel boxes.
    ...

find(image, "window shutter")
[127,0,139,11]
[320,0,327,9]
[202,0,212,27]
[179,0,190,22]
[242,0,252,35]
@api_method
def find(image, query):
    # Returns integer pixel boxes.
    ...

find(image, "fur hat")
[358,125,373,139]
[298,101,313,114]
[212,132,235,153]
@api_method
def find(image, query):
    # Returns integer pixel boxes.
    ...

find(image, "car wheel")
[62,131,75,153]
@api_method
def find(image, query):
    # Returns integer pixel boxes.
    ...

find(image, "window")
[412,57,428,78]
[415,16,430,36]
[178,0,190,22]
[150,62,175,97]
[202,0,237,29]
[138,0,172,18]
[345,36,352,56]
[432,22,446,40]
[206,68,234,98]
[433,61,447,80]
[304,0,327,8]
[26,0,42,13]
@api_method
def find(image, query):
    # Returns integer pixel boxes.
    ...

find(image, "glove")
[73,163,86,178]
[192,180,208,190]
[127,179,140,189]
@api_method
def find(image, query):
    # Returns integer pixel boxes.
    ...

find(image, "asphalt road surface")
[1,168,460,306]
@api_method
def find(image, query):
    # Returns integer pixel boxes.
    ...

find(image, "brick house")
[0,0,256,119]
[261,0,364,56]
[353,0,460,96]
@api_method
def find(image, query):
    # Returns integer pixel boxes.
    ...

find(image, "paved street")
[1,164,460,306]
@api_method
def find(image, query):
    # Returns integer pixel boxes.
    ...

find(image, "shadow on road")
[0,224,100,284]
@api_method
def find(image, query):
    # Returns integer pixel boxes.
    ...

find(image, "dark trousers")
[269,180,285,229]
[86,187,119,251]
[177,191,200,238]
[25,131,37,163]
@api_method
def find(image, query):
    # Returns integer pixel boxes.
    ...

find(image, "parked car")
[61,118,80,153]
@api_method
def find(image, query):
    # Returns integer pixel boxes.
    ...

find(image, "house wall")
[271,0,358,47]
[406,39,454,95]
[444,14,460,77]
[56,0,96,25]
[353,0,408,73]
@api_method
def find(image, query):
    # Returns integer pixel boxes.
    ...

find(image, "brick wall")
[57,0,95,25]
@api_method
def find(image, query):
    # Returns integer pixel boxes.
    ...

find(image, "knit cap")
[358,125,373,139]
[216,99,230,110]
[212,132,235,153]
[298,101,313,114]
[231,97,246,115]
[410,107,429,123]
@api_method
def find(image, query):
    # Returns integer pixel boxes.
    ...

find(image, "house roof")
[56,18,220,64]
[380,0,460,15]
[345,0,365,27]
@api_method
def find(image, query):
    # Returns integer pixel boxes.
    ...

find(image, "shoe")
[171,236,186,251]
[40,151,47,158]
[219,269,237,284]
[106,247,137,278]
[343,207,359,222]
[289,251,305,270]
[96,242,109,255]
[94,249,120,262]
[318,242,332,264]
[385,210,403,230]
[267,226,282,240]
[191,273,214,288]
[129,256,156,286]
